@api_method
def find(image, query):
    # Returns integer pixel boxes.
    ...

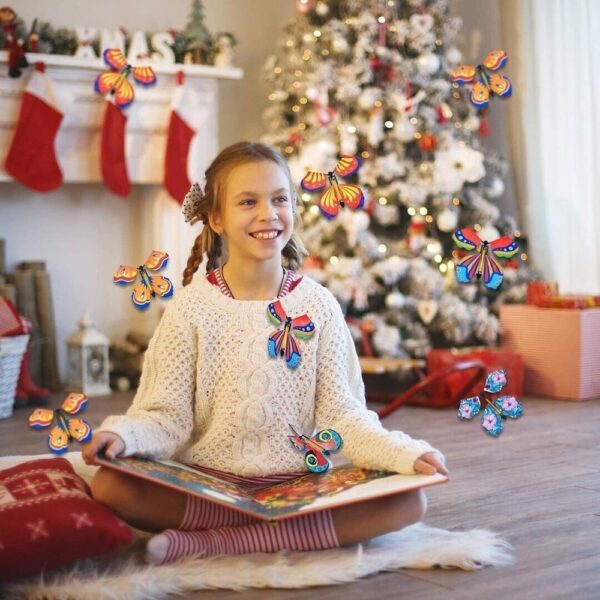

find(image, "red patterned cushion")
[0,457,133,582]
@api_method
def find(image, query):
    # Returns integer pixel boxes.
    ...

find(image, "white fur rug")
[0,453,514,599]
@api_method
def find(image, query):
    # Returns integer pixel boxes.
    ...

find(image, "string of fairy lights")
[267,0,527,277]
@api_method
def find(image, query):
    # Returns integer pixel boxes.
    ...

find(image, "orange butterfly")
[301,156,364,219]
[113,250,173,311]
[29,393,92,455]
[94,48,157,109]
[452,50,512,109]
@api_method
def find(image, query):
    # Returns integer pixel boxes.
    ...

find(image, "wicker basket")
[0,334,29,419]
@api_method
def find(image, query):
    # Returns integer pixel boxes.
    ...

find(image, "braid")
[182,232,206,287]
[282,232,307,271]
[206,232,223,272]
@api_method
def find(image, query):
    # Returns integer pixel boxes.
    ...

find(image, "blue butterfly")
[457,370,523,436]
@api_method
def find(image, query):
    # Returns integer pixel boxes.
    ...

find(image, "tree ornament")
[296,0,314,16]
[436,103,452,123]
[419,132,437,152]
[446,46,462,64]
[385,290,406,309]
[478,117,492,137]
[407,215,427,253]
[483,176,505,198]
[417,299,438,324]
[417,52,441,75]
[315,1,330,16]
[436,208,458,232]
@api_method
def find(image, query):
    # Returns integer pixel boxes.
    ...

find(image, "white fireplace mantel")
[0,52,243,186]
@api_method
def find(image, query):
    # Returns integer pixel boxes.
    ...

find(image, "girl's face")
[210,160,295,266]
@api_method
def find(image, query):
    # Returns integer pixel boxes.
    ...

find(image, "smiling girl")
[83,141,447,565]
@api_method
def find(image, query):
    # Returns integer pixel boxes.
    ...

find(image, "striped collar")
[206,267,302,299]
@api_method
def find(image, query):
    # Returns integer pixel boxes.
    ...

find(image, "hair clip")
[182,182,204,224]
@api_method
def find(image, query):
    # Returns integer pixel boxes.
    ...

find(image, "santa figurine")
[0,6,28,77]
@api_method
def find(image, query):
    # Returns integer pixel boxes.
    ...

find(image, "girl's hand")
[413,451,448,476]
[82,431,126,465]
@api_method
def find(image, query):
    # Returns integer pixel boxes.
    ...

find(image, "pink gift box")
[499,305,600,400]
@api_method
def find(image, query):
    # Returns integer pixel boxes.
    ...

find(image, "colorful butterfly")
[451,50,512,109]
[28,393,93,455]
[452,228,519,290]
[301,156,365,220]
[94,48,157,109]
[267,301,315,369]
[457,370,523,437]
[289,425,343,473]
[113,250,174,311]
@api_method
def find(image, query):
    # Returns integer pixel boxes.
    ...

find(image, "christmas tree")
[183,0,212,64]
[262,0,532,359]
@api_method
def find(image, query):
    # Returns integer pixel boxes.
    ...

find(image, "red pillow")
[0,457,133,582]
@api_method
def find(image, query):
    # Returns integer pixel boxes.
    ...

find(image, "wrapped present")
[426,348,524,403]
[526,281,600,309]
[500,304,600,400]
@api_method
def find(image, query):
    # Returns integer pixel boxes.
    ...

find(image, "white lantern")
[66,313,111,396]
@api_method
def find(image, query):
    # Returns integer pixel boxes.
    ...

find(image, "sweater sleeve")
[314,298,438,475]
[98,300,197,458]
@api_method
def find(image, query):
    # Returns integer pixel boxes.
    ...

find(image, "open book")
[96,455,448,522]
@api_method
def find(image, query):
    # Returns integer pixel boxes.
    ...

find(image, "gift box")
[426,348,524,402]
[500,304,600,400]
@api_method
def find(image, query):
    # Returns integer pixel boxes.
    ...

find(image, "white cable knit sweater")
[100,273,437,477]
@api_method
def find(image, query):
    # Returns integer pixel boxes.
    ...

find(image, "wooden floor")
[1,392,599,599]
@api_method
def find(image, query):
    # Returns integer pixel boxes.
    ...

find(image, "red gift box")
[426,348,524,402]
[500,304,600,400]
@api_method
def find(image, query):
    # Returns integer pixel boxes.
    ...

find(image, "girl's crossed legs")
[90,466,427,564]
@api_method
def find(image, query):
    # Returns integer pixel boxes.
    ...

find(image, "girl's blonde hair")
[182,142,307,287]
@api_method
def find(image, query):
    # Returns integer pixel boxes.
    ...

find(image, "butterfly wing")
[489,236,519,259]
[112,78,135,109]
[337,184,365,211]
[145,250,170,272]
[132,281,152,311]
[481,254,504,290]
[48,425,70,455]
[484,370,507,394]
[489,74,512,98]
[113,265,138,285]
[318,187,341,219]
[132,66,157,86]
[267,329,285,360]
[284,333,301,369]
[304,449,331,473]
[94,71,122,96]
[483,50,508,71]
[68,417,93,444]
[103,48,128,71]
[28,408,55,429]
[453,228,482,252]
[493,395,524,420]
[61,392,88,415]
[291,314,316,341]
[150,275,174,299]
[455,253,482,284]
[452,64,476,84]
[333,156,360,178]
[457,397,481,420]
[301,170,328,192]
[471,81,490,109]
[481,404,503,436]
[267,300,287,326]
[312,429,343,452]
